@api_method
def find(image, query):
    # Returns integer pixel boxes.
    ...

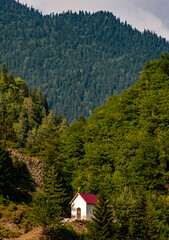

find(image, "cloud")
[18,0,169,40]
[109,2,169,40]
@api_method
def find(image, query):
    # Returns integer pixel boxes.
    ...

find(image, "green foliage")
[59,53,169,238]
[31,112,62,164]
[43,165,68,215]
[0,143,10,195]
[87,188,116,240]
[41,224,82,240]
[0,226,21,238]
[114,187,169,239]
[29,166,69,234]
[2,48,169,239]
[0,202,32,235]
[30,192,61,227]
[60,53,169,196]
[1,1,169,122]
[0,138,35,203]
[113,186,134,239]
[0,65,51,148]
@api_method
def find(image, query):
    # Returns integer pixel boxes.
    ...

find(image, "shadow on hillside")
[4,154,35,203]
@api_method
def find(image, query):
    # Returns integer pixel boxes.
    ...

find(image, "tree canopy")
[1,53,169,239]
[1,0,169,122]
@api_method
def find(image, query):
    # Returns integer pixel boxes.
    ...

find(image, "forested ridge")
[1,0,169,122]
[1,54,169,238]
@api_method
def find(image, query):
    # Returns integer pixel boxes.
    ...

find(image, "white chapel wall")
[86,204,95,220]
[71,194,87,219]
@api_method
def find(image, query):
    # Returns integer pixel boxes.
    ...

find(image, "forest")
[1,0,169,122]
[1,54,169,239]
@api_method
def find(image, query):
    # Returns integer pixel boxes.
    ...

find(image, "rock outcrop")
[7,149,43,190]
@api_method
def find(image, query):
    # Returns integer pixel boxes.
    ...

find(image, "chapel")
[70,192,98,220]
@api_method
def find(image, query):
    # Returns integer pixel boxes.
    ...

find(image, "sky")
[18,0,169,41]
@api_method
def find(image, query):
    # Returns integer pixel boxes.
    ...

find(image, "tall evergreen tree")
[30,165,69,238]
[129,189,160,240]
[114,186,134,239]
[0,144,10,195]
[43,165,68,215]
[88,188,116,240]
[31,192,61,227]
[2,64,8,75]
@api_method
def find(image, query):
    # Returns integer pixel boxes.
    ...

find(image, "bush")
[0,226,21,238]
[8,202,18,212]
[41,224,83,240]
[0,195,9,206]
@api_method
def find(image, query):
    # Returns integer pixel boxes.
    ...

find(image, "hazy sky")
[18,0,169,40]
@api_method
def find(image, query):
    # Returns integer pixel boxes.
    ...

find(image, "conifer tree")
[30,165,66,232]
[129,189,160,240]
[31,165,69,239]
[2,64,7,75]
[31,192,61,228]
[88,188,115,240]
[0,144,10,195]
[43,165,68,215]
[114,186,134,239]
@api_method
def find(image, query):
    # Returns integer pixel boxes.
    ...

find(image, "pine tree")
[114,186,134,239]
[15,112,28,146]
[30,165,69,238]
[88,188,115,240]
[30,165,70,239]
[129,189,160,240]
[0,144,10,195]
[30,165,67,232]
[43,165,68,215]
[31,192,61,228]
[128,190,148,240]
[2,64,8,75]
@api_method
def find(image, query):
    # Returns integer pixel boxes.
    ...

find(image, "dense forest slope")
[0,64,50,148]
[2,55,169,238]
[1,0,169,122]
[61,53,169,196]
[59,53,169,238]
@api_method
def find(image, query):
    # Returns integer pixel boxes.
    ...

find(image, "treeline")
[59,53,169,238]
[1,0,169,122]
[1,55,169,238]
[0,64,66,148]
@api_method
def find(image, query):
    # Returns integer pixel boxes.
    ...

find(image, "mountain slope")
[58,53,169,238]
[1,0,169,122]
[1,53,169,239]
[60,53,169,195]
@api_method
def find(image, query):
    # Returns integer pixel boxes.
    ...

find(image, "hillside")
[1,55,169,238]
[59,53,169,238]
[1,0,169,122]
[60,53,169,195]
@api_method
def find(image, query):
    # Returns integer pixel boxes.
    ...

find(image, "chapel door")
[77,208,81,220]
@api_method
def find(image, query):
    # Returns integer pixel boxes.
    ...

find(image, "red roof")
[79,193,98,204]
